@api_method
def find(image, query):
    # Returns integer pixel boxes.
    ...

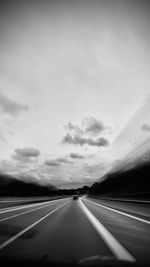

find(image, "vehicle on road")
[73,195,79,200]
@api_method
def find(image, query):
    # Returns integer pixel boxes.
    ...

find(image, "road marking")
[0,197,70,214]
[79,198,136,262]
[84,198,150,225]
[97,197,150,204]
[0,198,69,213]
[0,200,23,203]
[0,200,69,251]
[0,199,67,222]
[0,198,51,203]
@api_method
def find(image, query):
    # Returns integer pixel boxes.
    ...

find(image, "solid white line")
[0,201,49,214]
[0,200,23,203]
[0,199,38,203]
[84,198,150,225]
[0,198,50,203]
[0,200,69,251]
[0,197,70,214]
[0,199,67,222]
[98,197,150,204]
[79,198,136,262]
[0,197,69,212]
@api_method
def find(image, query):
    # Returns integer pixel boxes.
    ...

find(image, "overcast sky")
[0,0,150,188]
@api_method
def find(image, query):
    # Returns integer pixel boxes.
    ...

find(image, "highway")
[0,196,149,266]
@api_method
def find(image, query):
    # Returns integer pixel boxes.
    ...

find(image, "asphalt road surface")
[0,196,149,266]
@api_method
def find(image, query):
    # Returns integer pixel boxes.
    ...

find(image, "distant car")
[73,195,79,200]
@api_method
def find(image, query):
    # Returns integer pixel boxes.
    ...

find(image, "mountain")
[0,173,57,197]
[89,160,150,199]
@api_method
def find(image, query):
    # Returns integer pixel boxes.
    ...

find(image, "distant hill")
[0,173,57,197]
[0,173,91,197]
[89,160,150,199]
[57,185,90,196]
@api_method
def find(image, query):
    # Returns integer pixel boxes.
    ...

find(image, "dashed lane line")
[0,198,68,223]
[0,198,70,214]
[0,200,69,251]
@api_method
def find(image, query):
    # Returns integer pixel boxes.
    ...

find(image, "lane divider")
[0,198,68,223]
[0,200,69,251]
[0,197,70,214]
[79,198,136,262]
[0,198,56,204]
[84,198,150,225]
[0,199,44,203]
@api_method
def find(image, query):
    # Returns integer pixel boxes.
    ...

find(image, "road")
[0,196,149,266]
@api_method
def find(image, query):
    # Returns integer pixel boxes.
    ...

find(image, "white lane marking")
[0,198,50,203]
[85,198,150,225]
[0,200,23,203]
[0,198,67,222]
[98,198,150,204]
[0,198,69,213]
[0,197,70,214]
[0,202,50,213]
[79,198,136,262]
[0,200,69,251]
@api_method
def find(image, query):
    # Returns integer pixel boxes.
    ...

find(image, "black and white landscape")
[0,1,150,266]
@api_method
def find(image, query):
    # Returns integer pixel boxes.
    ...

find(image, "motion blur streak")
[79,198,136,262]
[0,197,69,214]
[0,197,149,264]
[0,200,69,251]
[85,198,150,224]
[0,198,70,222]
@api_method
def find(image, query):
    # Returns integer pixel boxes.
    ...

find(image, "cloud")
[62,133,109,147]
[44,156,73,167]
[0,132,6,142]
[64,117,106,137]
[70,153,85,159]
[0,120,15,143]
[84,162,111,179]
[0,159,31,176]
[0,90,29,117]
[57,157,73,164]
[44,160,60,167]
[64,122,84,135]
[82,117,105,136]
[11,147,40,162]
[45,153,85,167]
[64,122,75,131]
[62,117,109,148]
[142,124,150,132]
[62,134,74,144]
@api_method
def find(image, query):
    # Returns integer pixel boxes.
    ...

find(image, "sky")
[0,0,150,188]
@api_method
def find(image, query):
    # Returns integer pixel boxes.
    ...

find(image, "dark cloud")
[63,118,108,147]
[44,157,73,167]
[62,133,109,147]
[12,147,40,162]
[142,124,150,132]
[70,153,84,159]
[44,160,60,167]
[82,117,105,136]
[57,157,73,164]
[64,122,84,135]
[64,117,106,136]
[0,90,29,117]
[62,134,74,144]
